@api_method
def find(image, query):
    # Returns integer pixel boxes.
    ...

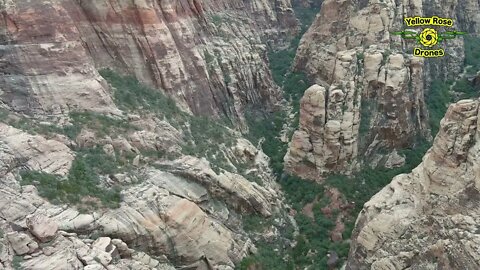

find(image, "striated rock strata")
[0,0,298,120]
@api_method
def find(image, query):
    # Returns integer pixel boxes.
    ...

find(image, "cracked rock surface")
[347,99,480,269]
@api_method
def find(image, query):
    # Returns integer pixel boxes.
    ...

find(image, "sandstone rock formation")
[285,0,480,178]
[347,98,480,269]
[0,0,298,121]
[26,214,58,243]
[285,82,360,178]
[0,120,284,269]
[285,46,428,178]
[0,122,74,176]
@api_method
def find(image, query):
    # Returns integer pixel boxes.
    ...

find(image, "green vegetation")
[240,174,353,268]
[292,3,322,32]
[240,136,430,269]
[452,77,479,99]
[268,48,310,129]
[211,14,224,27]
[358,100,373,136]
[100,69,239,173]
[182,116,236,173]
[268,48,298,86]
[239,4,439,268]
[425,35,480,137]
[12,255,24,270]
[381,49,390,66]
[240,5,354,268]
[327,138,429,214]
[0,108,9,121]
[284,72,310,111]
[464,36,480,70]
[356,52,364,61]
[280,175,324,210]
[68,111,138,139]
[0,107,137,141]
[20,147,123,209]
[267,1,319,89]
[238,241,293,270]
[426,77,453,136]
[99,69,183,120]
[243,214,273,232]
[266,3,315,133]
[9,118,65,137]
[245,109,288,176]
[204,50,215,65]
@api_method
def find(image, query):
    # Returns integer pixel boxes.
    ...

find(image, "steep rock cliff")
[285,0,479,178]
[347,98,480,269]
[0,0,298,120]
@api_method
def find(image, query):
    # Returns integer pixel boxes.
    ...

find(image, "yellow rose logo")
[419,28,438,47]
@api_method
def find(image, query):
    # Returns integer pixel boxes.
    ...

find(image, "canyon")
[0,0,479,269]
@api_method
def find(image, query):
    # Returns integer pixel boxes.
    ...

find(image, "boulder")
[75,129,97,148]
[6,232,38,255]
[26,215,58,243]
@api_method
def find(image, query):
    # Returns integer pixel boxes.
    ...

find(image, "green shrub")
[68,111,137,139]
[424,36,480,137]
[327,138,430,213]
[0,108,8,121]
[238,241,293,270]
[211,15,223,26]
[223,73,232,84]
[12,255,24,270]
[20,147,123,209]
[182,116,236,171]
[0,109,132,142]
[267,0,315,88]
[101,69,237,170]
[279,174,324,211]
[243,214,272,232]
[284,72,309,107]
[204,50,215,64]
[20,171,61,203]
[452,78,479,99]
[356,52,365,61]
[426,80,451,136]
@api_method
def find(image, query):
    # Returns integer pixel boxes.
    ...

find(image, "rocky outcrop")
[26,215,58,243]
[285,46,427,178]
[0,167,265,268]
[0,123,74,176]
[284,82,359,178]
[347,99,480,269]
[285,0,480,177]
[0,121,282,269]
[167,155,279,216]
[2,217,175,270]
[0,0,298,121]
